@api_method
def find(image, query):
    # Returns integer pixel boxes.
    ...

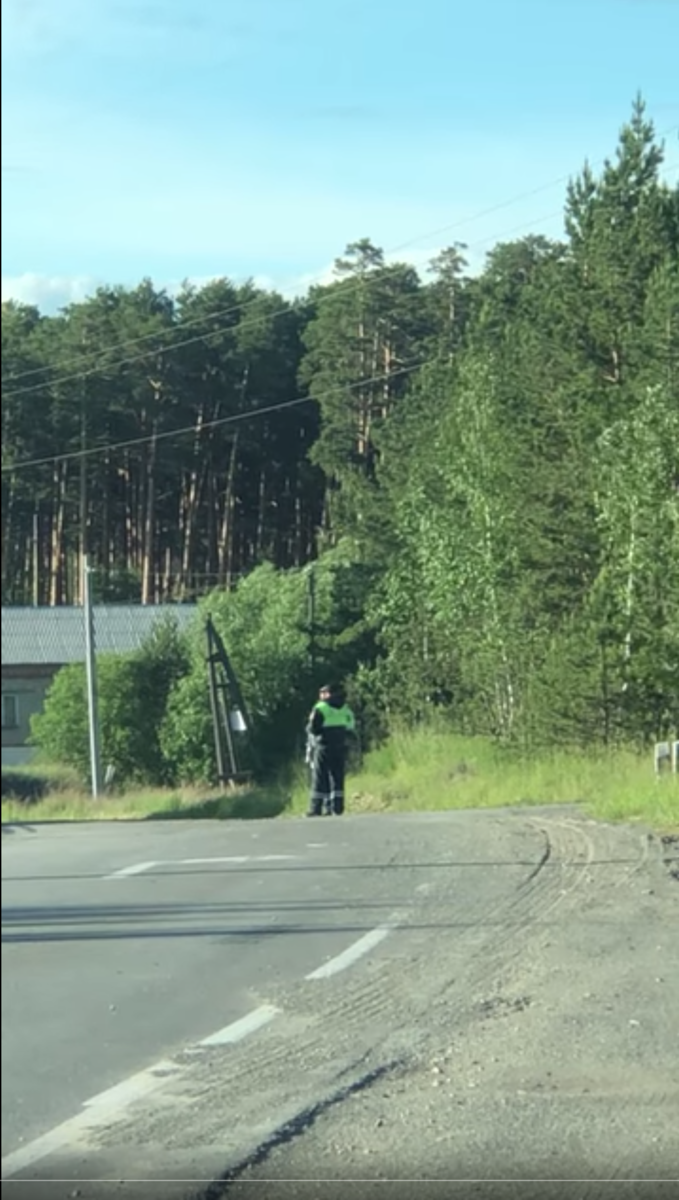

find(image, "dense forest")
[4,100,679,762]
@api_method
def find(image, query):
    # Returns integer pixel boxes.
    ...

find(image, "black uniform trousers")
[308,743,346,816]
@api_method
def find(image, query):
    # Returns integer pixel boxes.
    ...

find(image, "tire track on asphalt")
[202,816,676,1197]
[3,810,670,1197]
[86,815,561,1159]
[467,816,675,1194]
[185,818,600,1195]
[16,812,647,1188]
[96,816,585,1174]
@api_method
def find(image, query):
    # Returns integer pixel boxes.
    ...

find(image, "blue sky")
[2,0,678,312]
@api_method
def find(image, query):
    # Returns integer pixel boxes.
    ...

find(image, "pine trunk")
[141,421,158,604]
[49,463,67,606]
[218,431,240,588]
[1,481,14,601]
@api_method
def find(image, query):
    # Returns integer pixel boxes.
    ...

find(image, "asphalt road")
[2,809,677,1199]
[2,812,535,1161]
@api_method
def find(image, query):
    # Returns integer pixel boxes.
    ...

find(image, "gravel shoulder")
[5,810,677,1200]
[215,815,678,1200]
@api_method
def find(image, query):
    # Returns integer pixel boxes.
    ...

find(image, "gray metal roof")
[1,605,199,666]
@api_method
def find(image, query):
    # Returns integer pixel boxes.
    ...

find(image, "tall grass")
[3,729,676,830]
[0,777,289,823]
[290,726,678,831]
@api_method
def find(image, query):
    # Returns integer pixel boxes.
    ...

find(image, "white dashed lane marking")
[198,1003,281,1047]
[1,1057,184,1179]
[3,849,408,1179]
[1,1003,284,1179]
[103,854,298,878]
[180,855,297,866]
[305,916,401,980]
[104,861,158,880]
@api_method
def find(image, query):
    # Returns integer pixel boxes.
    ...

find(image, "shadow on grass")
[1,771,50,803]
[144,788,292,822]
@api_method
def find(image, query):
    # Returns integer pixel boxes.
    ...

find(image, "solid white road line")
[179,855,297,865]
[4,850,402,1178]
[103,854,301,883]
[199,1003,280,1047]
[1,1058,184,1180]
[0,1005,282,1180]
[180,856,248,865]
[104,861,158,880]
[103,854,300,879]
[305,921,398,980]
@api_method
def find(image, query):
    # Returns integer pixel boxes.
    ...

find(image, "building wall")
[1,665,58,752]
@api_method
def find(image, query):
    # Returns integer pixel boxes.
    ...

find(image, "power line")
[4,159,677,401]
[0,204,610,402]
[2,158,677,475]
[2,289,267,386]
[1,171,577,387]
[9,331,672,478]
[1,358,428,474]
[3,216,677,474]
[4,132,677,394]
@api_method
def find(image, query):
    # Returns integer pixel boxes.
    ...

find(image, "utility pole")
[307,565,316,680]
[32,507,39,606]
[206,615,250,786]
[83,556,102,798]
[79,356,88,606]
[207,619,228,785]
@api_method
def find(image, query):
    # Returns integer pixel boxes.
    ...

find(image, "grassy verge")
[1,764,290,823]
[3,730,677,832]
[288,727,679,833]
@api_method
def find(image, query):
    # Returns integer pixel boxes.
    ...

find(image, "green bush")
[28,554,382,789]
[162,564,318,781]
[162,550,381,783]
[29,617,190,786]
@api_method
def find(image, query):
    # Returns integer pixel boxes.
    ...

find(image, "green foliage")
[162,547,381,782]
[5,97,678,788]
[2,278,321,605]
[299,238,425,545]
[367,99,678,748]
[30,618,190,785]
[1,770,50,803]
[296,724,679,832]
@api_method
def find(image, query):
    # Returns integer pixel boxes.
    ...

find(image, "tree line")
[5,98,679,765]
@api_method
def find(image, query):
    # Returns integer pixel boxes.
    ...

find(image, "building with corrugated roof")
[1,605,197,766]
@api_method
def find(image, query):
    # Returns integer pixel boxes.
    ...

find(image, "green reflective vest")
[313,701,355,731]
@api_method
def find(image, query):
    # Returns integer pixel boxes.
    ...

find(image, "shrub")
[29,616,190,786]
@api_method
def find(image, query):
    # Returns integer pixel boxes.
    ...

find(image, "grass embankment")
[2,729,677,832]
[0,764,289,823]
[324,728,678,833]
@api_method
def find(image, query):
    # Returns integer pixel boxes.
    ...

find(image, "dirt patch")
[195,815,678,1196]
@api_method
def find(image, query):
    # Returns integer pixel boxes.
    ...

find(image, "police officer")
[306,683,356,816]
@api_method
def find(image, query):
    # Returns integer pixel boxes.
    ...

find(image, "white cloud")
[0,256,432,316]
[1,272,102,312]
[0,267,340,314]
[1,233,524,319]
[1,245,493,317]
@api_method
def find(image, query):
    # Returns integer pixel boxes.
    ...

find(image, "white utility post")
[83,556,103,797]
[654,739,679,776]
